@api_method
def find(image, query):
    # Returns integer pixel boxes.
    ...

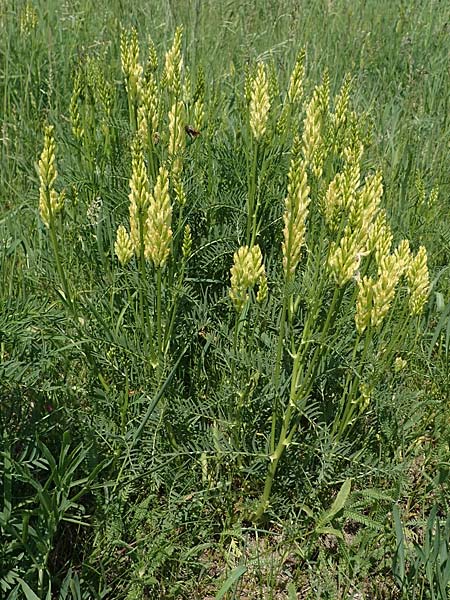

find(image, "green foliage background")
[1,1,449,598]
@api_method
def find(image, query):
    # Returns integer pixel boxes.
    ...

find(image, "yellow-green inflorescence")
[249,62,270,141]
[38,125,65,227]
[128,136,151,254]
[407,246,430,316]
[282,136,310,279]
[168,100,185,178]
[115,225,134,266]
[229,245,267,311]
[121,27,143,103]
[163,26,183,97]
[144,165,172,268]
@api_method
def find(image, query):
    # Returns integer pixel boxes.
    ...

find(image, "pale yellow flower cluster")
[327,148,382,286]
[128,137,150,254]
[38,125,65,227]
[120,27,143,103]
[163,26,183,96]
[355,241,429,332]
[168,100,185,178]
[145,166,172,268]
[139,73,159,138]
[229,245,267,310]
[115,225,134,266]
[249,63,270,141]
[282,137,310,279]
[301,74,329,176]
[287,50,306,105]
[115,141,172,269]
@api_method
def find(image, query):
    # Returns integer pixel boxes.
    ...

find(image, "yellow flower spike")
[393,239,411,276]
[115,225,134,266]
[256,270,268,304]
[173,176,186,206]
[121,28,143,100]
[146,35,158,74]
[350,170,383,234]
[287,49,306,105]
[164,26,183,96]
[249,62,270,141]
[302,88,322,166]
[317,71,330,114]
[367,210,393,268]
[182,224,192,259]
[70,69,84,141]
[38,125,64,227]
[120,29,131,78]
[128,136,151,254]
[145,166,172,268]
[141,73,159,135]
[282,139,310,279]
[407,246,429,316]
[371,254,402,328]
[249,245,264,281]
[168,100,185,178]
[328,227,364,287]
[137,104,148,138]
[355,275,374,334]
[229,245,265,311]
[323,174,343,228]
[340,144,362,210]
[333,74,352,129]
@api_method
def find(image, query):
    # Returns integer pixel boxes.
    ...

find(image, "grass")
[1,1,450,598]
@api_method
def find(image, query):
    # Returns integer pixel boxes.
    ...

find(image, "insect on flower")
[185,124,201,140]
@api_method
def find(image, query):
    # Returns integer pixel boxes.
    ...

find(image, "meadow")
[1,0,450,598]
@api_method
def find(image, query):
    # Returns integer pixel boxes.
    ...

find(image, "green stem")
[246,141,258,245]
[156,267,163,368]
[48,215,74,315]
[255,284,344,521]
